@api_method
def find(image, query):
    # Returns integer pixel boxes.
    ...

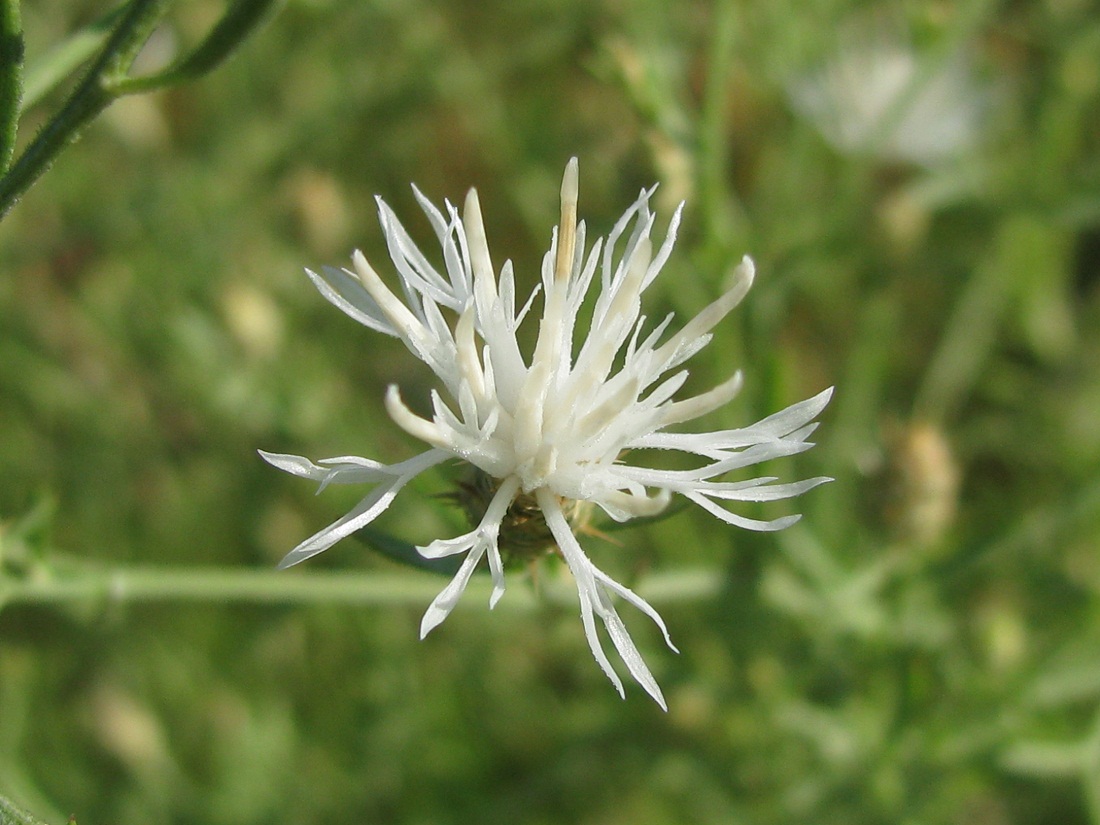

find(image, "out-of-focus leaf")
[1001,740,1083,778]
[0,794,53,825]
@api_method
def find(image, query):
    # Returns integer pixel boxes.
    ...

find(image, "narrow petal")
[306,266,396,336]
[696,476,833,502]
[555,157,580,284]
[657,371,744,429]
[420,547,486,638]
[591,567,679,653]
[384,385,453,449]
[350,251,436,362]
[376,197,456,304]
[454,303,486,401]
[258,450,333,481]
[259,450,389,491]
[648,256,755,371]
[418,476,519,630]
[683,489,802,532]
[641,202,684,290]
[463,188,498,310]
[747,387,835,438]
[577,586,626,699]
[538,488,669,709]
[591,488,671,522]
[602,603,668,710]
[618,438,817,486]
[275,449,449,569]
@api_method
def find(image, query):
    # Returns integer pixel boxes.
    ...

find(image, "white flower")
[261,159,832,708]
[788,34,986,167]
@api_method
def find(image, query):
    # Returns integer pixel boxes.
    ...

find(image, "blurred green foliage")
[2,0,1100,822]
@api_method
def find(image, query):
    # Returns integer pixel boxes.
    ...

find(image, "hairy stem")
[0,0,170,218]
[0,0,279,219]
[0,565,724,614]
[0,0,22,174]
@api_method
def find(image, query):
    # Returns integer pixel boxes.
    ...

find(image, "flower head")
[788,28,987,167]
[262,159,832,708]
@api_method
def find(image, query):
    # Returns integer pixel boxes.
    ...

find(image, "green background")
[2,0,1100,822]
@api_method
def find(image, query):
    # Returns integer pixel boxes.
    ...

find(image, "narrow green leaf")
[0,0,170,218]
[20,7,122,111]
[0,794,54,825]
[0,0,22,173]
[112,0,282,95]
[1001,740,1083,778]
[355,527,463,577]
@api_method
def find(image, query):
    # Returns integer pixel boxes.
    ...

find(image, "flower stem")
[110,0,281,94]
[0,565,724,614]
[0,0,22,175]
[0,0,280,220]
[0,0,170,218]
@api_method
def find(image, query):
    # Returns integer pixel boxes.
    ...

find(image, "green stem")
[111,0,280,94]
[912,222,1017,423]
[0,0,279,219]
[0,565,724,613]
[0,0,22,174]
[0,793,52,825]
[20,7,123,111]
[0,0,170,219]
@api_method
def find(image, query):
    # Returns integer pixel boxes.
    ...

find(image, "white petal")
[554,159,580,286]
[695,476,833,502]
[591,488,671,521]
[259,450,388,490]
[657,371,744,429]
[641,202,684,290]
[577,586,626,699]
[418,476,519,629]
[538,489,669,709]
[420,547,486,638]
[376,197,456,305]
[591,566,678,653]
[602,604,668,710]
[350,251,437,363]
[486,539,506,609]
[276,449,448,569]
[683,489,802,532]
[384,385,453,449]
[306,266,396,336]
[463,188,497,309]
[258,450,331,480]
[748,387,834,438]
[617,439,816,486]
[648,260,755,371]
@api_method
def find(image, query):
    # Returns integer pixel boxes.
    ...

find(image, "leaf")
[354,527,463,577]
[0,0,22,172]
[0,794,54,825]
[110,0,282,95]
[19,7,121,111]
[1001,740,1084,779]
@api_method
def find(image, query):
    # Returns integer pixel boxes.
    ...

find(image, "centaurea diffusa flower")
[261,159,832,708]
[788,30,987,167]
